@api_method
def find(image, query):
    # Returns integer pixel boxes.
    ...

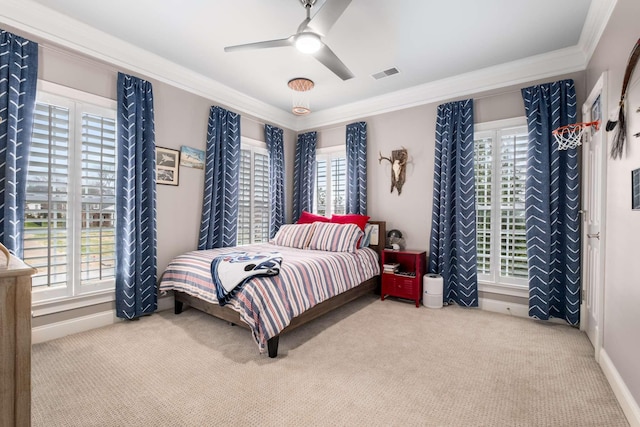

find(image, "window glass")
[25,85,117,303]
[315,148,346,216]
[474,120,528,288]
[237,141,269,245]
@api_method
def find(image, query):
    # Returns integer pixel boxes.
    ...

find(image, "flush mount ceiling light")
[288,77,315,115]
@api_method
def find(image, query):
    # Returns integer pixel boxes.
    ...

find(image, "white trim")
[29,88,117,303]
[32,310,121,344]
[474,117,527,132]
[300,46,587,130]
[479,282,528,299]
[475,119,529,291]
[0,0,296,130]
[38,80,116,110]
[599,349,640,427]
[314,148,347,215]
[0,0,616,131]
[32,291,115,317]
[580,72,608,363]
[478,297,529,319]
[316,145,347,155]
[32,295,174,344]
[578,0,619,62]
[241,136,267,149]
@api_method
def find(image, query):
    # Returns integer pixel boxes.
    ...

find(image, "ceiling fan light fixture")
[295,32,322,54]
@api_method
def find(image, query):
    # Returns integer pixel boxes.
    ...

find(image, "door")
[580,72,607,361]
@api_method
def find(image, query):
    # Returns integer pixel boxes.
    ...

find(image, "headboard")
[367,220,386,260]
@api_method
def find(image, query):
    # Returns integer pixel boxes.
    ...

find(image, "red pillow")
[330,214,370,232]
[331,214,370,248]
[297,211,331,224]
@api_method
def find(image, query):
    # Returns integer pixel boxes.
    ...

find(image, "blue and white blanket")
[210,252,282,306]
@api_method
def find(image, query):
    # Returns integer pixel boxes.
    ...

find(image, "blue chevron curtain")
[428,99,478,307]
[522,79,580,325]
[265,124,285,238]
[0,30,38,257]
[115,73,157,319]
[199,106,241,249]
[292,131,317,222]
[346,121,367,215]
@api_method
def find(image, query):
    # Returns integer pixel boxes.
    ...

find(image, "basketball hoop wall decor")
[554,121,600,151]
[378,147,408,195]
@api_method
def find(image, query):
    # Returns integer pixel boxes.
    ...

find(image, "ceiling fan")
[224,0,354,81]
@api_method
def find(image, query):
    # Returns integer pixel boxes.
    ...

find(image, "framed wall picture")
[632,168,640,210]
[180,145,205,169]
[157,147,180,186]
[368,223,379,246]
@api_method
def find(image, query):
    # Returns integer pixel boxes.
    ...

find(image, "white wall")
[18,31,297,328]
[586,0,640,410]
[308,72,586,253]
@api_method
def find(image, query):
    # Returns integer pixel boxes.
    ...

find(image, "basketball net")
[553,121,600,150]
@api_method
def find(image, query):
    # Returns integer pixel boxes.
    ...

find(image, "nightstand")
[381,249,426,307]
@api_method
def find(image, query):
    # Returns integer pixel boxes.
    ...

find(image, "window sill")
[31,291,115,318]
[478,281,528,299]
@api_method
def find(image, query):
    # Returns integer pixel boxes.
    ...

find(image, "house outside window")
[315,146,346,216]
[474,118,529,297]
[25,82,117,306]
[237,137,269,245]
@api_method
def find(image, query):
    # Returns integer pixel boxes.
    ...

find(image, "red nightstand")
[381,249,426,307]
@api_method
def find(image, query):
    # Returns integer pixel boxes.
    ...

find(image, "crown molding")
[578,0,618,63]
[1,0,615,132]
[297,46,587,130]
[0,0,298,130]
[295,0,617,130]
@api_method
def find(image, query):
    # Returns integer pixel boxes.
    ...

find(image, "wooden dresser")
[0,251,36,427]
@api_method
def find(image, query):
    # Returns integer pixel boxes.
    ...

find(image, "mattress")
[159,242,380,352]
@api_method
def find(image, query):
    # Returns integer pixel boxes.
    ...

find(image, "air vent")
[372,67,400,80]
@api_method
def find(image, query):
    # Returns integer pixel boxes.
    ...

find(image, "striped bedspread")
[159,243,380,352]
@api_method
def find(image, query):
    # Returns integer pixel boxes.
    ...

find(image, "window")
[474,118,528,293]
[25,82,117,304]
[237,138,270,245]
[315,147,346,216]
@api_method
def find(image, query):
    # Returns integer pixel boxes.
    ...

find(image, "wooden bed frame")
[173,220,386,358]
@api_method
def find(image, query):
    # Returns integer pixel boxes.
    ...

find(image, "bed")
[159,220,386,358]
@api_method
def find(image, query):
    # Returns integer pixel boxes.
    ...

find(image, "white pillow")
[307,222,363,253]
[271,223,315,249]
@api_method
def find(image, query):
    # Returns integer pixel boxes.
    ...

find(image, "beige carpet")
[32,295,628,426]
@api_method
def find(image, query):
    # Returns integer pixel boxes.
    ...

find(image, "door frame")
[580,71,608,361]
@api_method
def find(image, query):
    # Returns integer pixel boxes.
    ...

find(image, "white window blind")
[25,103,70,289]
[80,113,117,283]
[331,157,346,215]
[25,84,117,304]
[474,119,528,290]
[315,159,327,215]
[315,147,346,216]
[237,140,270,246]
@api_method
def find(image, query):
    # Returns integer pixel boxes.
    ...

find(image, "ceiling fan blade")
[224,37,293,53]
[312,44,354,80]
[306,0,352,36]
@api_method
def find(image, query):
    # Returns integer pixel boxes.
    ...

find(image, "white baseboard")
[478,297,529,318]
[599,349,640,427]
[32,310,122,344]
[32,296,175,344]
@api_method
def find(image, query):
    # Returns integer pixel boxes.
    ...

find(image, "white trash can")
[423,274,443,309]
